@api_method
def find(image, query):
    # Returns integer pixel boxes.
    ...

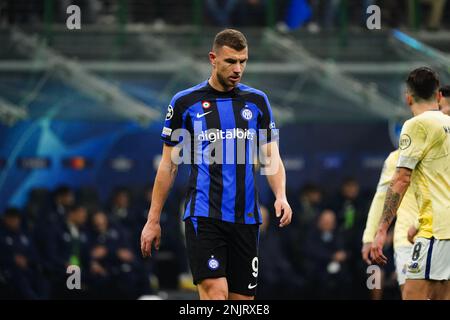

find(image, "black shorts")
[185,217,259,296]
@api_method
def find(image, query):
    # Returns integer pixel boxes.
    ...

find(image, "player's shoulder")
[170,80,209,107]
[237,83,268,99]
[403,114,427,132]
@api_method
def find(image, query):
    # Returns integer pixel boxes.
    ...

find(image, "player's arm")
[260,141,292,227]
[370,167,412,265]
[362,153,395,264]
[371,118,426,265]
[141,144,178,257]
[361,190,386,264]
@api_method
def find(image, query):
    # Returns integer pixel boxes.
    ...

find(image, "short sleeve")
[397,119,427,170]
[161,95,185,146]
[258,92,279,144]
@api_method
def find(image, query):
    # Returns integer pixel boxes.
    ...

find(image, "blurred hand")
[370,230,388,266]
[14,254,28,269]
[407,226,418,244]
[91,245,108,259]
[274,198,292,227]
[91,261,107,276]
[333,250,347,263]
[361,242,372,265]
[117,248,134,262]
[140,221,161,258]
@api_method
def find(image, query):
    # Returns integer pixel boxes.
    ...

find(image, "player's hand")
[370,230,388,266]
[274,198,292,227]
[140,220,161,258]
[407,226,418,244]
[361,242,372,265]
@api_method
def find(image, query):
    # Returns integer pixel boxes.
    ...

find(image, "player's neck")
[411,102,439,116]
[208,75,233,93]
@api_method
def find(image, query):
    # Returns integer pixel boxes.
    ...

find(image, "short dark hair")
[3,207,21,218]
[67,203,85,215]
[440,85,450,98]
[406,67,440,101]
[54,185,72,198]
[213,29,247,52]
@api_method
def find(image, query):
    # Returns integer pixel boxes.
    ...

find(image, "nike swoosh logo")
[248,283,257,289]
[197,111,213,118]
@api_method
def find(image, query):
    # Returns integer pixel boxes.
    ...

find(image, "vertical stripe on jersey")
[216,98,237,223]
[232,99,248,224]
[204,99,223,220]
[188,102,211,219]
[183,112,196,219]
[244,103,259,224]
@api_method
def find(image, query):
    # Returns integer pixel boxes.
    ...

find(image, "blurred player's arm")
[261,141,292,227]
[371,167,412,265]
[141,144,178,257]
[371,118,425,265]
[362,153,395,264]
[361,190,386,264]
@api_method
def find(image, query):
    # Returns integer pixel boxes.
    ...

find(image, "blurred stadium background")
[0,0,449,300]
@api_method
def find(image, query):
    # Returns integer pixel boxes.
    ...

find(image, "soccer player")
[140,29,292,300]
[361,147,419,292]
[370,67,450,300]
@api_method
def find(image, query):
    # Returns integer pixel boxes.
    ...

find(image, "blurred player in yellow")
[362,84,450,295]
[371,68,450,300]
[362,148,419,292]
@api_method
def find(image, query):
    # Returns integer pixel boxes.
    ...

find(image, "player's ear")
[209,51,216,67]
[437,90,442,103]
[406,92,414,106]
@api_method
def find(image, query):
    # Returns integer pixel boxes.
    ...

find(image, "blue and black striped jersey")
[161,80,278,224]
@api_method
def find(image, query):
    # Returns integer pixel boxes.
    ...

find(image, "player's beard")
[217,71,236,90]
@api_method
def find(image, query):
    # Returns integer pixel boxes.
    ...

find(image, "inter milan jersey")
[161,80,278,224]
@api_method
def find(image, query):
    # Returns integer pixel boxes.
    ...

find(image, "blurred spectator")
[33,187,73,266]
[284,0,313,30]
[45,185,75,225]
[205,0,240,26]
[152,189,190,290]
[407,0,447,30]
[87,210,152,299]
[284,183,323,273]
[308,0,340,30]
[303,209,350,299]
[2,0,41,25]
[378,0,404,28]
[40,204,90,298]
[258,205,305,299]
[0,208,47,299]
[293,183,323,227]
[329,177,369,299]
[108,187,137,232]
[240,0,266,26]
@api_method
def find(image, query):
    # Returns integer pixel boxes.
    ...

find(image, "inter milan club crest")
[207,256,219,270]
[202,101,211,109]
[241,107,253,121]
